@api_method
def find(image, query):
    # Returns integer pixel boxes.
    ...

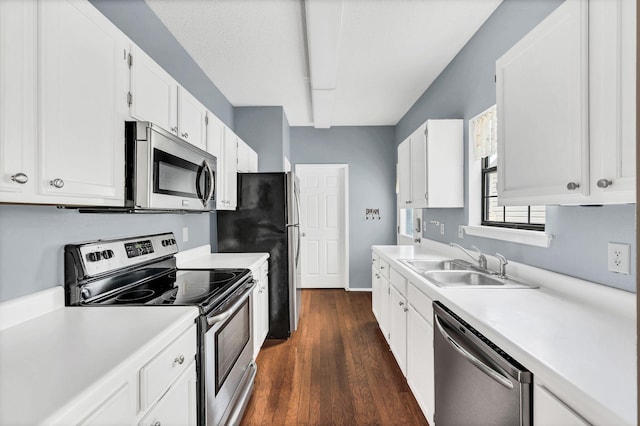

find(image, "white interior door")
[297,165,348,289]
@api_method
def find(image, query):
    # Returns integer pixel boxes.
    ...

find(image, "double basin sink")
[399,259,537,289]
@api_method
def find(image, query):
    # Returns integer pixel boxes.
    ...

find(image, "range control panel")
[72,233,179,278]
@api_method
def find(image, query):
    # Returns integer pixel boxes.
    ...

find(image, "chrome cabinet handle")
[11,173,28,184]
[597,179,612,188]
[181,132,189,139]
[153,422,161,426]
[170,126,178,133]
[403,307,408,312]
[173,354,185,366]
[50,178,64,188]
[566,182,580,190]
[399,301,405,306]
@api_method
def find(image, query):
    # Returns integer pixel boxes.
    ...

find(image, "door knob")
[597,179,613,188]
[301,232,306,237]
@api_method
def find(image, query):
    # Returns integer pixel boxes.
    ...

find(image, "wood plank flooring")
[240,289,429,426]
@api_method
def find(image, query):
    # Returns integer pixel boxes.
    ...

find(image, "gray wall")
[291,127,397,289]
[90,0,234,128]
[235,106,289,172]
[396,0,636,292]
[0,206,210,302]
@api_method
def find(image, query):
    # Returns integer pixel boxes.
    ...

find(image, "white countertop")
[0,300,198,425]
[373,244,636,425]
[176,245,269,272]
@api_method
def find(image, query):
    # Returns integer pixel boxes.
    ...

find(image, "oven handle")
[434,313,514,390]
[206,280,256,326]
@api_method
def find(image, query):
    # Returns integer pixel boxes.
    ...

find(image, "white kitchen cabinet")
[216,127,239,210]
[496,0,593,206]
[237,139,259,173]
[0,0,37,200]
[397,120,463,208]
[389,284,407,375]
[378,259,391,344]
[38,0,128,205]
[128,44,178,136]
[177,87,207,150]
[587,0,636,203]
[252,260,269,359]
[534,384,589,426]
[371,265,381,322]
[80,384,133,426]
[407,284,435,425]
[2,0,129,205]
[139,361,197,426]
[397,140,412,207]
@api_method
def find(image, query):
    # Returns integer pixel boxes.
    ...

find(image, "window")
[399,208,414,236]
[473,105,545,231]
[481,153,545,230]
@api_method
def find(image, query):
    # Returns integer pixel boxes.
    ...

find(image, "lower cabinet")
[371,265,381,321]
[407,284,435,425]
[57,324,198,425]
[252,259,270,359]
[379,274,391,343]
[534,383,589,426]
[389,284,408,375]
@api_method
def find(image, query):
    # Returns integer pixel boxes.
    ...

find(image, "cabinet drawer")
[372,253,379,269]
[139,325,197,411]
[379,259,390,279]
[390,268,407,296]
[408,283,433,326]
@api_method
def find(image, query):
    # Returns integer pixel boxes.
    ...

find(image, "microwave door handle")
[195,161,205,205]
[204,160,215,206]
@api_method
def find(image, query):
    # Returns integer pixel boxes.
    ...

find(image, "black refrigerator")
[216,172,301,339]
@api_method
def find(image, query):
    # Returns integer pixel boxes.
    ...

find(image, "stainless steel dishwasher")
[433,301,532,425]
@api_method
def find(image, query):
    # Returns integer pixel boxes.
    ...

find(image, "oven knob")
[171,238,176,245]
[162,240,167,247]
[87,251,102,262]
[101,250,113,259]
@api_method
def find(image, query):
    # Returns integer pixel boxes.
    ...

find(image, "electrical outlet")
[607,242,630,274]
[458,225,464,239]
[440,223,445,235]
[182,227,189,243]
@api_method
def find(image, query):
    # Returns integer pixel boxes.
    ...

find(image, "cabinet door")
[39,0,127,204]
[177,87,206,150]
[496,0,589,205]
[397,140,412,207]
[237,139,250,173]
[533,384,589,426]
[389,285,407,375]
[220,127,238,210]
[407,304,435,424]
[139,362,197,426]
[252,284,262,359]
[260,276,269,346]
[371,265,381,322]
[410,127,427,208]
[425,120,464,207]
[248,148,259,172]
[0,0,37,201]
[80,383,133,426]
[129,44,178,135]
[588,0,636,203]
[379,276,390,344]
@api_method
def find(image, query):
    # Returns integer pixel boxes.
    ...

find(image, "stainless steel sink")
[423,270,537,289]
[400,258,473,273]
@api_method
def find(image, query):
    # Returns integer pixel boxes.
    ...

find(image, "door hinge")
[425,193,428,200]
[205,114,209,126]
[128,53,133,68]
[494,74,497,83]
[127,92,133,107]
[387,287,390,295]
[397,226,400,234]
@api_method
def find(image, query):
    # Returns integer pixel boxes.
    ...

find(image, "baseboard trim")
[346,287,372,292]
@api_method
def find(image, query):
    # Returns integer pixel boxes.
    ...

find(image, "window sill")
[462,225,553,248]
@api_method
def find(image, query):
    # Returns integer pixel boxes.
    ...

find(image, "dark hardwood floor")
[240,289,429,426]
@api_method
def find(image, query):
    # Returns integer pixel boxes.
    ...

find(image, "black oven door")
[203,280,256,426]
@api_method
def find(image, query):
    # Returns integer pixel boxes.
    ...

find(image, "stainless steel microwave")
[125,121,216,211]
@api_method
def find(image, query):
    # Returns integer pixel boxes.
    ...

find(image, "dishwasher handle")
[434,313,514,390]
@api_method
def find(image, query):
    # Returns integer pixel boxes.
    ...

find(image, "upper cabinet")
[397,120,463,209]
[497,0,635,205]
[206,112,237,210]
[237,139,258,173]
[128,44,178,136]
[1,0,127,206]
[177,87,207,151]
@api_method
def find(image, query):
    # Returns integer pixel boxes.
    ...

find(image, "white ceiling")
[145,0,503,127]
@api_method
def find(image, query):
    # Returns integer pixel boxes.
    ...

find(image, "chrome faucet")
[449,243,487,270]
[495,253,508,278]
